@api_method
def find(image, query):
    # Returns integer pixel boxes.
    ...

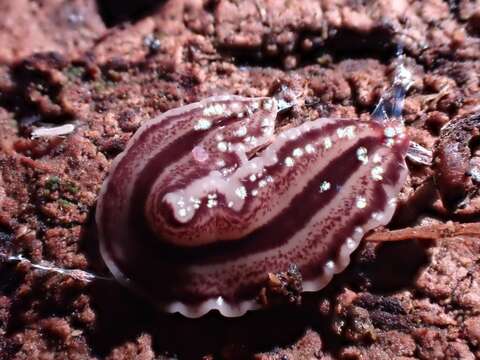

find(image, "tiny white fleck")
[234,126,247,137]
[216,159,226,167]
[216,297,224,306]
[249,174,257,182]
[266,176,274,183]
[371,212,384,221]
[371,166,384,181]
[384,127,396,138]
[194,118,212,130]
[292,148,304,157]
[214,103,224,114]
[227,201,234,208]
[337,128,347,138]
[319,181,331,193]
[346,238,356,249]
[235,186,247,199]
[244,136,258,146]
[258,180,267,188]
[326,261,335,269]
[354,227,364,236]
[217,141,228,152]
[388,198,397,207]
[345,126,356,139]
[305,144,315,154]
[324,137,332,149]
[237,112,244,118]
[284,157,295,167]
[216,134,224,141]
[178,208,187,217]
[222,167,235,176]
[251,189,258,196]
[356,196,367,209]
[385,138,395,147]
[207,199,218,208]
[356,147,368,164]
[203,105,215,116]
[202,103,226,116]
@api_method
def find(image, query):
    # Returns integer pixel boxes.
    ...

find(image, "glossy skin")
[96,95,409,317]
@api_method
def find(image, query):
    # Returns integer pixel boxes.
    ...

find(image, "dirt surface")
[0,0,106,64]
[1,0,480,359]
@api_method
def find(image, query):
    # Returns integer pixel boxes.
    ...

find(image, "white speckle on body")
[235,186,247,199]
[292,148,304,157]
[178,208,187,217]
[324,137,332,149]
[319,181,331,193]
[305,144,315,154]
[371,212,384,221]
[234,126,247,137]
[207,199,218,208]
[217,141,228,152]
[244,136,258,146]
[356,196,367,209]
[203,103,226,117]
[354,227,364,236]
[337,126,356,139]
[346,238,356,249]
[371,166,384,181]
[384,127,396,138]
[356,147,368,164]
[284,157,295,167]
[194,119,212,130]
[385,138,395,147]
[346,126,356,139]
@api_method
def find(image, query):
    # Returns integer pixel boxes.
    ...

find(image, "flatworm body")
[96,95,409,317]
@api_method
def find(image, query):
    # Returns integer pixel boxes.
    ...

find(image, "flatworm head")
[96,95,409,317]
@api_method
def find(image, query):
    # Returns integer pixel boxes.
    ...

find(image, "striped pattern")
[96,95,409,317]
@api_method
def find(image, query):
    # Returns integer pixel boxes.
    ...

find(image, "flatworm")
[96,93,410,317]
